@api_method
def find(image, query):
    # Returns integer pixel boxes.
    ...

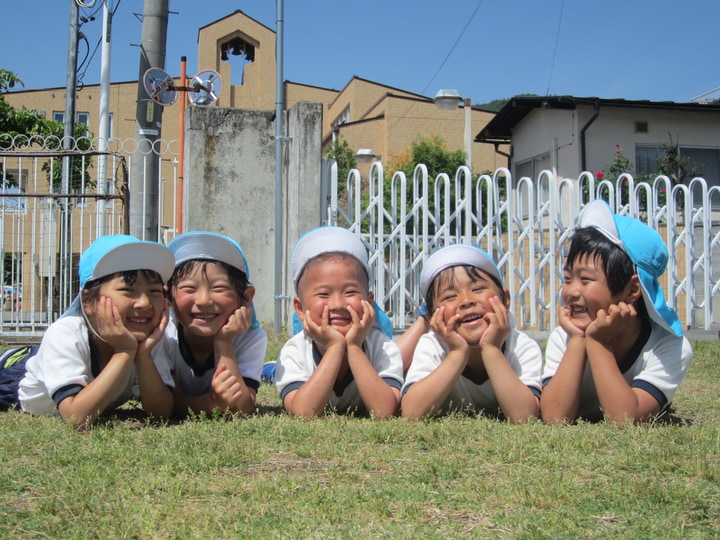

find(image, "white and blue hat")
[291,226,369,290]
[168,231,250,278]
[420,244,503,298]
[66,234,174,316]
[579,199,683,337]
[168,231,258,328]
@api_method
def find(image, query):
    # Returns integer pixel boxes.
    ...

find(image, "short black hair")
[83,269,165,306]
[425,265,505,313]
[566,227,635,296]
[168,260,251,301]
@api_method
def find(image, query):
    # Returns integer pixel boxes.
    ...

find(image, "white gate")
[0,133,178,339]
[328,162,720,332]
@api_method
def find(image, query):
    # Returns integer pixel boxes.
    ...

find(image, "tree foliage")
[1,69,93,190]
[388,134,466,181]
[324,135,357,192]
[657,132,703,186]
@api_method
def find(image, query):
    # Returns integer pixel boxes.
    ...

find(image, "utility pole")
[60,0,79,312]
[97,0,113,236]
[130,0,169,241]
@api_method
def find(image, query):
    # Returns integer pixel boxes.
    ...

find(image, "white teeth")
[461,314,482,323]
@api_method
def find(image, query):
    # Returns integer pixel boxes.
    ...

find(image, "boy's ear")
[293,296,304,317]
[625,275,643,304]
[502,288,511,309]
[367,291,374,304]
[242,286,256,304]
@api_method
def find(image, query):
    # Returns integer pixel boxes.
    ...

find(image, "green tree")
[1,69,93,190]
[324,135,357,195]
[388,134,465,181]
[657,132,703,186]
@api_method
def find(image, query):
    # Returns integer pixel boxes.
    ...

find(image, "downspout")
[493,142,511,169]
[580,100,600,171]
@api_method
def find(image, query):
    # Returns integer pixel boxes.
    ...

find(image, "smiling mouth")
[459,313,483,324]
[127,316,152,325]
[191,313,220,322]
[570,306,588,316]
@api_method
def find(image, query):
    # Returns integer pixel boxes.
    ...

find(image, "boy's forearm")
[135,353,174,420]
[585,339,658,423]
[346,344,399,418]
[284,343,345,417]
[401,348,467,419]
[540,337,586,424]
[482,347,539,422]
[58,351,135,428]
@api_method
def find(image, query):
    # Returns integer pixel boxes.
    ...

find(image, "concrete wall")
[184,102,323,329]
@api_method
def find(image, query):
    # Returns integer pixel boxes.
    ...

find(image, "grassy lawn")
[0,340,718,538]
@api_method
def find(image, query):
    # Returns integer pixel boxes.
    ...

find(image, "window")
[634,121,649,134]
[51,112,90,136]
[0,169,28,213]
[635,145,662,178]
[332,106,350,129]
[636,144,720,207]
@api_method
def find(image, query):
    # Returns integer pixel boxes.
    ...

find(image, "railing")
[0,133,178,338]
[329,161,720,332]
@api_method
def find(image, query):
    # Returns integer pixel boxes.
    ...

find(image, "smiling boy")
[274,227,403,418]
[541,200,693,424]
[401,244,542,421]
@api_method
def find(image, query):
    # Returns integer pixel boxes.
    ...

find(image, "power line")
[545,0,565,97]
[420,0,485,96]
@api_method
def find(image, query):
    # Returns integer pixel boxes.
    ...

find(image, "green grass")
[1,340,719,538]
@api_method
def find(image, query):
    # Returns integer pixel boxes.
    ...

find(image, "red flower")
[596,172,604,180]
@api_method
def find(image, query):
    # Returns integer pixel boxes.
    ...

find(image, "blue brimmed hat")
[65,234,174,317]
[168,231,258,328]
[291,226,369,290]
[579,199,683,336]
[168,231,250,277]
[420,244,503,298]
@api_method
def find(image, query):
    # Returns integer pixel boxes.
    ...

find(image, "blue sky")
[2,1,718,104]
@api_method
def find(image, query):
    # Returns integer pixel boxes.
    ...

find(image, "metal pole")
[97,0,113,236]
[463,98,472,172]
[177,56,187,236]
[130,0,169,241]
[274,0,285,333]
[61,0,79,312]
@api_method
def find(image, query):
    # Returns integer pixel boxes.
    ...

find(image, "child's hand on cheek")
[479,296,510,349]
[136,305,169,357]
[302,306,345,350]
[217,306,253,342]
[559,305,586,338]
[94,296,137,353]
[430,306,469,354]
[345,300,374,347]
[586,301,637,345]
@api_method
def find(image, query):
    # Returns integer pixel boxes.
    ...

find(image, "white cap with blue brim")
[579,199,683,337]
[64,234,175,317]
[291,226,369,291]
[168,231,258,328]
[420,244,503,298]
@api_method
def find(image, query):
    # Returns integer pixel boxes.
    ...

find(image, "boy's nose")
[195,287,212,305]
[328,293,345,310]
[135,291,151,308]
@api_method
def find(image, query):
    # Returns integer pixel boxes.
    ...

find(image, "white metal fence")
[328,162,720,332]
[0,133,178,339]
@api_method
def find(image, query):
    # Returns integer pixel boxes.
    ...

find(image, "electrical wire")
[420,0,485,96]
[545,0,565,97]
